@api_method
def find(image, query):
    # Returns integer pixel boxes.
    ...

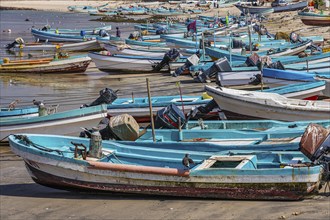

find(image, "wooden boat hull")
[24,161,318,200]
[205,86,330,121]
[9,135,321,201]
[234,4,274,15]
[0,56,91,74]
[299,12,330,26]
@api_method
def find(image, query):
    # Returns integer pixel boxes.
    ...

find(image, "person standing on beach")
[116,27,121,38]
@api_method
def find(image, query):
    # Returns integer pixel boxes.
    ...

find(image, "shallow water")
[0,10,136,110]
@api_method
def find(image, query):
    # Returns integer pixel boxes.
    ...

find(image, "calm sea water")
[0,10,134,110]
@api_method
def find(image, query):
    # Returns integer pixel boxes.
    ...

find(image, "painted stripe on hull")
[25,163,313,200]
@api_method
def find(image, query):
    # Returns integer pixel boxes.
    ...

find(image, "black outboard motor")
[290,32,303,43]
[232,39,245,49]
[156,27,167,35]
[84,88,118,107]
[6,37,24,50]
[154,104,186,129]
[245,53,260,67]
[99,29,109,37]
[266,60,285,70]
[299,123,330,183]
[173,54,200,77]
[196,57,232,83]
[153,48,180,72]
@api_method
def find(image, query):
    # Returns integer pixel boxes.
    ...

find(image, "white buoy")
[7,29,11,33]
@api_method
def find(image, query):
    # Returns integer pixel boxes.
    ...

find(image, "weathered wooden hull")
[0,56,91,74]
[22,158,318,201]
[234,4,274,15]
[8,133,323,201]
[299,12,330,27]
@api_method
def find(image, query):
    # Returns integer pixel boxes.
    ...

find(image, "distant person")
[116,27,121,38]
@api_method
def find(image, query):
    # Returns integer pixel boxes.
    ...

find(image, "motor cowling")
[197,57,232,83]
[153,48,180,72]
[86,88,118,107]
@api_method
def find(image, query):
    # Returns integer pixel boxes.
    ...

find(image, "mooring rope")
[13,134,63,155]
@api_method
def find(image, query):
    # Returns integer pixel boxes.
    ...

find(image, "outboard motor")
[266,60,285,70]
[84,88,118,107]
[99,29,109,37]
[6,37,24,50]
[196,57,232,83]
[156,27,167,35]
[173,54,200,77]
[245,53,260,67]
[290,32,303,43]
[232,39,246,49]
[299,123,330,183]
[153,48,180,72]
[154,104,186,129]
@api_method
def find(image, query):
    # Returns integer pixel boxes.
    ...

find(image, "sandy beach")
[1,1,330,220]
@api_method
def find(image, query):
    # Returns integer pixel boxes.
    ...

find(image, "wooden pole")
[131,92,135,103]
[146,78,156,142]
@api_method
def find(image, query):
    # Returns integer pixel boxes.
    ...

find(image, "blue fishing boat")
[124,39,167,47]
[0,105,107,141]
[31,28,97,42]
[0,106,39,119]
[8,131,328,200]
[262,68,330,88]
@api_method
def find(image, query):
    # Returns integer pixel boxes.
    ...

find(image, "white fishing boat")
[0,105,107,141]
[8,40,101,53]
[205,85,330,121]
[88,52,163,72]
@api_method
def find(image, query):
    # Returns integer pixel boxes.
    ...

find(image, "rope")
[14,135,63,155]
[0,135,11,143]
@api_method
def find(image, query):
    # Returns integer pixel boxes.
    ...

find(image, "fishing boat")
[271,0,308,13]
[205,39,313,61]
[136,122,329,148]
[234,2,275,15]
[8,39,101,53]
[0,105,107,141]
[298,8,330,26]
[0,55,91,74]
[125,39,167,47]
[31,28,97,42]
[99,42,169,57]
[8,133,326,200]
[46,25,112,35]
[0,106,39,119]
[106,94,217,122]
[262,68,330,88]
[205,85,330,121]
[261,81,326,100]
[88,52,164,72]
